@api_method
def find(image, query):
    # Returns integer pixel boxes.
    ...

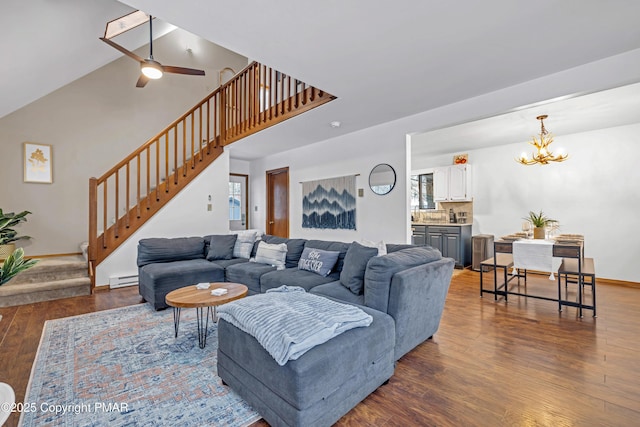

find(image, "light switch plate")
[358,188,364,197]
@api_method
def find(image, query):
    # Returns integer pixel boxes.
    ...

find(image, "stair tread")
[0,277,91,296]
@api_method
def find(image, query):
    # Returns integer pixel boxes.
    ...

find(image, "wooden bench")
[557,257,596,317]
[479,253,526,300]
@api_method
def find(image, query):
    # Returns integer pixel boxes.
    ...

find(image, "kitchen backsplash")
[412,201,473,224]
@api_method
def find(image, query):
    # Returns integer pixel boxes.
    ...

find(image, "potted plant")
[0,248,38,285]
[0,209,32,259]
[524,210,554,239]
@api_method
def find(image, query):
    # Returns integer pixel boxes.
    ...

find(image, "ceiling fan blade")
[136,74,150,88]
[162,65,206,76]
[100,37,145,63]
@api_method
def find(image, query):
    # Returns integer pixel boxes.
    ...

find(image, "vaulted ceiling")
[3,0,640,158]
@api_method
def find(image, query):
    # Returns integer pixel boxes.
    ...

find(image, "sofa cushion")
[226,262,277,294]
[339,242,379,295]
[298,247,340,277]
[232,230,257,259]
[262,236,307,268]
[359,239,387,256]
[364,246,442,313]
[385,243,417,253]
[310,281,365,306]
[208,258,249,269]
[206,234,237,261]
[304,240,350,274]
[253,241,288,270]
[260,268,336,293]
[137,237,205,267]
[138,259,225,309]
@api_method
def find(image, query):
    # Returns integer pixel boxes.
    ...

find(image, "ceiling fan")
[100,15,205,88]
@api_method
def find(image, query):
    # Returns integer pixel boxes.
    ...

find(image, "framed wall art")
[24,142,53,184]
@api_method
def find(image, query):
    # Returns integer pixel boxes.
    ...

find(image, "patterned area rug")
[20,304,260,426]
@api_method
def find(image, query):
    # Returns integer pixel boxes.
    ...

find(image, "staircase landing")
[0,256,91,307]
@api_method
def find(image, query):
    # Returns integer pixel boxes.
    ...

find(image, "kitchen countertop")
[412,222,472,226]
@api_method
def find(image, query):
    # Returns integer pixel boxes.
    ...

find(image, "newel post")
[88,177,98,291]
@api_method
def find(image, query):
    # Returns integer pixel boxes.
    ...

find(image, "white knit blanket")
[512,239,562,280]
[217,286,373,366]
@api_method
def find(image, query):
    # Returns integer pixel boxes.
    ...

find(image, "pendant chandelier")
[516,115,568,165]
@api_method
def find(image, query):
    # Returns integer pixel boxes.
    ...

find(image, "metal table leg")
[196,307,210,349]
[172,307,181,338]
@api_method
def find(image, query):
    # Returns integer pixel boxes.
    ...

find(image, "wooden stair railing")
[88,62,335,288]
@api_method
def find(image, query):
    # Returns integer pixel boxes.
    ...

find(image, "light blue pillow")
[298,247,340,277]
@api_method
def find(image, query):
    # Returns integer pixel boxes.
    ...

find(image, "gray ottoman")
[217,305,395,427]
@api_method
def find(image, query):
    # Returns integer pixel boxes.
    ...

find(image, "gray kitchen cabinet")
[411,224,427,246]
[426,225,471,268]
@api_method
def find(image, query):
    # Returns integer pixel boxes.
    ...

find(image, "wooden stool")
[480,253,526,301]
[557,257,596,317]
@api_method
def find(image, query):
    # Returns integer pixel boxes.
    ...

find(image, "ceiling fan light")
[141,60,163,79]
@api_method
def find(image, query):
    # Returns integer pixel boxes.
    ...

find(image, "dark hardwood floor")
[1,270,639,426]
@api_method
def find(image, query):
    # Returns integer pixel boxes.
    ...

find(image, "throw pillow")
[206,234,237,260]
[231,230,257,259]
[252,241,288,270]
[340,241,379,295]
[359,239,387,256]
[297,247,340,277]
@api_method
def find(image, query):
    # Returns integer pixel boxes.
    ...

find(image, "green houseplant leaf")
[0,209,32,245]
[523,210,554,228]
[0,247,38,285]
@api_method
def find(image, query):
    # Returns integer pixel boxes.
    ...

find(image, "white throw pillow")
[252,241,288,270]
[231,230,257,259]
[359,239,387,256]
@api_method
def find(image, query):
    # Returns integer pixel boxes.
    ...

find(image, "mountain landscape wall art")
[302,175,356,229]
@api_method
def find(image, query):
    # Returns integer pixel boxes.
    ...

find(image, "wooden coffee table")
[165,282,248,348]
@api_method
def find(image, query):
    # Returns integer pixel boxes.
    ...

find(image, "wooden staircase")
[88,62,335,287]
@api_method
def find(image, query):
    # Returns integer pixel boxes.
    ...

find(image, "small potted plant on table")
[524,210,554,239]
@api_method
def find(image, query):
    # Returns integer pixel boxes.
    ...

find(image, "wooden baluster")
[165,133,169,193]
[190,113,195,168]
[295,79,300,108]
[136,154,141,218]
[287,75,292,112]
[125,163,130,228]
[268,68,273,121]
[182,119,187,176]
[102,180,107,248]
[174,127,178,184]
[199,106,203,161]
[206,99,210,154]
[146,146,150,209]
[155,140,160,201]
[114,172,119,238]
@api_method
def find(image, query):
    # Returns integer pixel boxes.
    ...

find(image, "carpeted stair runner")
[0,256,91,307]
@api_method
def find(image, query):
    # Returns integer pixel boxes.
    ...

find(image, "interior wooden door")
[266,167,289,237]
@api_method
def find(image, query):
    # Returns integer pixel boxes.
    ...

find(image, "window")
[229,182,242,220]
[410,173,435,209]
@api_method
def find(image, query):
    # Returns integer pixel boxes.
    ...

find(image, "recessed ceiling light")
[330,121,341,128]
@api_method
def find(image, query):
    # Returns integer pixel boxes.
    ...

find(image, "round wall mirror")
[369,163,396,195]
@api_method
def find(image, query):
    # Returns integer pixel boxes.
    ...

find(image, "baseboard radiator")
[109,274,138,289]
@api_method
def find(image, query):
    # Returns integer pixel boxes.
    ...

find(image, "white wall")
[413,123,640,282]
[95,152,230,285]
[249,123,411,245]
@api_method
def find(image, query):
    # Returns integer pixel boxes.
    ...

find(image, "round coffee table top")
[165,282,248,309]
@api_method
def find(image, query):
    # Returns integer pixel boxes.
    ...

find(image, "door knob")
[269,221,275,225]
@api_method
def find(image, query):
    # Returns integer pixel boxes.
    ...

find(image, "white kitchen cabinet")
[433,164,471,201]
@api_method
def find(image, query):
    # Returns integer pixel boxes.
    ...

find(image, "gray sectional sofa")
[136,233,455,427]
